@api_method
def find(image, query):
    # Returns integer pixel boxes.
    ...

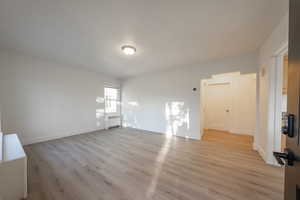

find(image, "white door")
[204,82,231,132]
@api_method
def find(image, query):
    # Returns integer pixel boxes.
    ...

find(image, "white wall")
[257,13,289,163]
[122,53,258,140]
[0,50,120,145]
[203,73,256,135]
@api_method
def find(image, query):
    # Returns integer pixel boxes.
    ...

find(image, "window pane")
[104,87,119,113]
[105,88,117,100]
[105,100,117,113]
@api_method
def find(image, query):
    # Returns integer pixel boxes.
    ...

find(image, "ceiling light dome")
[121,45,136,55]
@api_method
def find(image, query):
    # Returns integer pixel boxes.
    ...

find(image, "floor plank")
[24,128,284,200]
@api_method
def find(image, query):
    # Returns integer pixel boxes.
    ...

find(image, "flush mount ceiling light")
[121,45,136,55]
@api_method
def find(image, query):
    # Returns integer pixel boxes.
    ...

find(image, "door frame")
[200,72,256,139]
[200,78,232,139]
[268,41,289,165]
[202,79,233,132]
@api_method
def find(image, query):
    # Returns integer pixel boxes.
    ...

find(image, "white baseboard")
[205,128,253,136]
[253,142,267,162]
[253,143,280,166]
[252,142,258,151]
[127,127,200,140]
[22,128,105,145]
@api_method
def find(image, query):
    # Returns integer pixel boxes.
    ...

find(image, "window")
[104,87,119,113]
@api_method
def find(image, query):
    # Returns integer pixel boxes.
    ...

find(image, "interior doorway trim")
[268,41,288,165]
[201,79,233,134]
[200,72,257,141]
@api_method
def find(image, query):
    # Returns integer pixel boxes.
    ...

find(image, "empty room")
[1,0,299,200]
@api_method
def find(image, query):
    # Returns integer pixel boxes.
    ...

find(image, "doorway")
[281,56,288,151]
[200,72,257,140]
[204,81,231,132]
[271,43,289,164]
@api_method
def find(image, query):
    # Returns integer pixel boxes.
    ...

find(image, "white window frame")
[104,87,120,114]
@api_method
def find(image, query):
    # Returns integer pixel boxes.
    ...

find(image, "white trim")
[22,128,105,145]
[266,57,277,164]
[253,142,267,162]
[273,41,289,56]
[254,73,260,153]
[253,142,258,151]
[199,79,205,139]
[274,55,285,151]
[267,41,288,165]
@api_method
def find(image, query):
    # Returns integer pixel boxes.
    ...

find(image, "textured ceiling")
[0,0,288,79]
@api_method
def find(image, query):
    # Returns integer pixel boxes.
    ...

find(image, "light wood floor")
[24,128,284,200]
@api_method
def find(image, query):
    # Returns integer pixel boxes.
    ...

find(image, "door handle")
[273,149,296,166]
[282,114,295,137]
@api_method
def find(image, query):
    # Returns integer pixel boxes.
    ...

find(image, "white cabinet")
[0,133,27,200]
